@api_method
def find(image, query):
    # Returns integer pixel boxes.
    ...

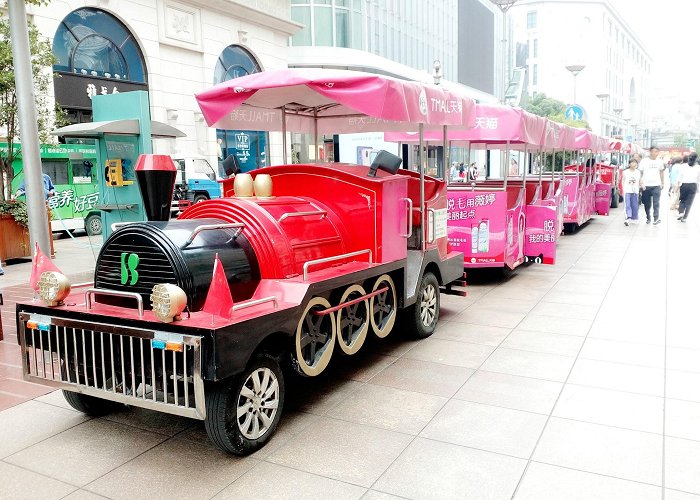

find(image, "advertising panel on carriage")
[447,190,524,268]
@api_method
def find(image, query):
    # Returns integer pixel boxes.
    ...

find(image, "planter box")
[0,210,55,266]
[0,214,31,264]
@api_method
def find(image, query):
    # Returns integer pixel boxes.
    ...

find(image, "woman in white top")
[677,152,700,222]
[621,159,642,225]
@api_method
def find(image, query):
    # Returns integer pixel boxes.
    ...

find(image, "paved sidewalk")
[0,204,699,499]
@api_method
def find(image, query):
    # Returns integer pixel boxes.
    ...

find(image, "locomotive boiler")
[16,153,463,455]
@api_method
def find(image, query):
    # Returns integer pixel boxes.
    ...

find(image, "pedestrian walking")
[622,159,641,226]
[676,152,700,222]
[639,146,665,224]
[669,156,685,210]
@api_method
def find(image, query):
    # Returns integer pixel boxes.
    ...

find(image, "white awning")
[51,120,186,138]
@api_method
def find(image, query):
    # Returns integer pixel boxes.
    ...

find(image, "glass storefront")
[214,45,268,172]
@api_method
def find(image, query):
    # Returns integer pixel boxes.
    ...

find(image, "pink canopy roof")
[195,68,477,134]
[541,120,578,150]
[574,129,607,151]
[383,103,546,146]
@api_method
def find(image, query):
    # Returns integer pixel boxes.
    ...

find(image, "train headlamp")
[150,284,187,323]
[37,271,71,306]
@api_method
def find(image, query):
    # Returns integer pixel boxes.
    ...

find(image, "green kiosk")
[51,91,185,239]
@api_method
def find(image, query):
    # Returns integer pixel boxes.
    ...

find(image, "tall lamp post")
[565,64,585,104]
[490,0,518,103]
[613,107,623,137]
[595,92,609,136]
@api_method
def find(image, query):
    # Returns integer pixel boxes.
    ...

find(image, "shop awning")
[51,120,185,138]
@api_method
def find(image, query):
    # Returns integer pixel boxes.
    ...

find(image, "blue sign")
[566,105,584,121]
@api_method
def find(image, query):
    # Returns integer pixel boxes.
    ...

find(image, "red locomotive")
[16,152,463,455]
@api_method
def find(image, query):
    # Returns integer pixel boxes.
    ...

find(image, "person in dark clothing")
[677,153,700,222]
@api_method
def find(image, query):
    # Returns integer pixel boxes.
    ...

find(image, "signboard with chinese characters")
[53,72,148,110]
[446,189,525,269]
[523,203,558,265]
[594,182,611,216]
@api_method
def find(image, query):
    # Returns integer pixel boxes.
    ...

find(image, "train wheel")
[205,353,284,455]
[336,285,369,355]
[370,274,397,338]
[294,297,336,376]
[402,271,440,339]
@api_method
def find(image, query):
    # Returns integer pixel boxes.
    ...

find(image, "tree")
[0,9,57,201]
[525,93,590,130]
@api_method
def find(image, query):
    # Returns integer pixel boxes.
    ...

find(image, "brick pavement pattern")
[0,207,698,499]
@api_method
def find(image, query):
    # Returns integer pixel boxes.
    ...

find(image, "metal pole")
[8,0,50,258]
[442,125,448,180]
[419,123,425,252]
[504,140,510,189]
[573,75,577,105]
[313,108,318,162]
[281,106,288,164]
[501,14,508,103]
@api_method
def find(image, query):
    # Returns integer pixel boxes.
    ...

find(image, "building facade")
[511,0,652,145]
[289,0,505,98]
[28,0,299,167]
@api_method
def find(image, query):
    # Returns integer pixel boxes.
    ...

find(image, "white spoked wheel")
[295,297,336,377]
[236,366,281,440]
[336,285,369,355]
[369,274,397,338]
[418,274,438,329]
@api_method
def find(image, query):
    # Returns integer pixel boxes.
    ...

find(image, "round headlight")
[150,284,187,323]
[38,271,71,306]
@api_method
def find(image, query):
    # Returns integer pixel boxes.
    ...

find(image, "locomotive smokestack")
[135,154,177,221]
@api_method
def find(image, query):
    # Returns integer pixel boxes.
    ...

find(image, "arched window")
[53,8,146,83]
[214,45,261,84]
[214,45,266,173]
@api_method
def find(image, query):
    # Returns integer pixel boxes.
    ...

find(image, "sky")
[611,0,700,97]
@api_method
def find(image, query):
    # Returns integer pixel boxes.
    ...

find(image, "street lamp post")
[490,0,518,104]
[613,107,623,137]
[565,65,585,105]
[595,92,609,136]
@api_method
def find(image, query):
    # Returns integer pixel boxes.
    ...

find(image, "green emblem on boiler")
[120,252,140,285]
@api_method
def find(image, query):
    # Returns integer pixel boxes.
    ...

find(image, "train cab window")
[41,160,69,185]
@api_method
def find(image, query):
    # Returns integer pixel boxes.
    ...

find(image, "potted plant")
[0,200,31,264]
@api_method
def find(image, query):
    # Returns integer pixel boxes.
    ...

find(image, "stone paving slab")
[1,202,699,498]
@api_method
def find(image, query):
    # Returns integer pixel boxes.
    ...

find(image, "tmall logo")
[120,252,140,285]
[418,89,428,116]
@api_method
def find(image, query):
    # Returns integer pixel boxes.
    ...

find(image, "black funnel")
[135,154,177,221]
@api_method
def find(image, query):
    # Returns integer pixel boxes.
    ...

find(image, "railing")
[18,312,206,420]
[302,249,373,281]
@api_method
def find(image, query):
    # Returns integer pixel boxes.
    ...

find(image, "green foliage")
[0,199,28,227]
[525,93,566,118]
[525,93,591,130]
[0,11,58,201]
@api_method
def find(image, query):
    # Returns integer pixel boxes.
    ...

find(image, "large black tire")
[62,390,124,416]
[205,354,285,455]
[84,213,102,236]
[402,271,440,339]
[610,189,619,208]
[193,193,209,204]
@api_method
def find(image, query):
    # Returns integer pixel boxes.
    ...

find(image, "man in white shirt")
[638,146,665,224]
